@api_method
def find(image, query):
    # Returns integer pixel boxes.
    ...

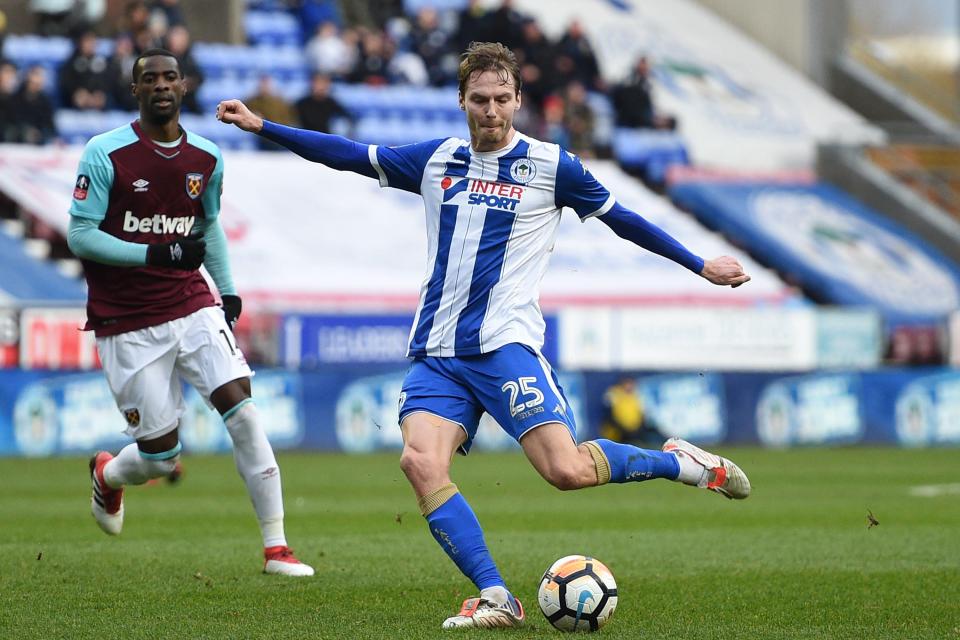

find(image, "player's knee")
[399,446,444,486]
[542,465,585,491]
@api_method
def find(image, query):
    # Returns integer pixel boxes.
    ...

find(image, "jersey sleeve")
[555,150,615,221]
[202,147,224,220]
[68,140,114,221]
[369,138,446,194]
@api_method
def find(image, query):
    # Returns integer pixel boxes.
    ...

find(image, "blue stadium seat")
[245,10,300,47]
[0,229,86,302]
[403,0,469,15]
[2,35,72,66]
[612,128,690,184]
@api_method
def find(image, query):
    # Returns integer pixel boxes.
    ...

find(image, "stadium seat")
[0,227,86,302]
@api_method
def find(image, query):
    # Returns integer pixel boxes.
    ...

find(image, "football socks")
[223,400,287,548]
[421,484,505,592]
[104,442,180,487]
[584,439,680,484]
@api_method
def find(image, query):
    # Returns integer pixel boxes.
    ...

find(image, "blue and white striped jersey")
[368,132,614,358]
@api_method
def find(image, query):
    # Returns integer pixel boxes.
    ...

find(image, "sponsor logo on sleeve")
[73,175,90,200]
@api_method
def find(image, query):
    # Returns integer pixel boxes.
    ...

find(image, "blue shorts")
[399,343,577,454]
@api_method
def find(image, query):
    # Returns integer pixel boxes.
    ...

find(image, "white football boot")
[263,546,315,577]
[662,437,751,500]
[442,593,525,629]
[89,451,124,535]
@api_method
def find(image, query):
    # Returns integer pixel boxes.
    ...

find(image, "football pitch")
[1,447,957,639]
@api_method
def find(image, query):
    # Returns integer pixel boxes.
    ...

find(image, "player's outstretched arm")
[216,99,378,178]
[700,256,751,288]
[216,99,263,132]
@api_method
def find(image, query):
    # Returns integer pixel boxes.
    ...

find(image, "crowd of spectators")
[0,0,676,153]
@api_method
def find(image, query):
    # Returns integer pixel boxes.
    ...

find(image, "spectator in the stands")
[0,10,9,55]
[121,0,150,40]
[563,80,595,156]
[9,65,57,144]
[612,56,676,130]
[150,0,185,29]
[306,21,356,78]
[108,33,137,110]
[132,26,162,56]
[484,0,526,49]
[295,72,351,134]
[517,19,557,95]
[454,0,489,51]
[410,7,456,87]
[164,25,203,114]
[297,0,341,43]
[541,94,570,150]
[246,75,296,150]
[59,29,111,111]
[0,60,19,142]
[555,20,602,92]
[348,29,393,86]
[29,0,77,37]
[339,0,402,32]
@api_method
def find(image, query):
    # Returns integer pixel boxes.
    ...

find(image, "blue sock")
[425,491,504,591]
[590,439,680,483]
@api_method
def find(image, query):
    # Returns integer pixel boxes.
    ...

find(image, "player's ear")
[458,93,464,110]
[515,91,522,111]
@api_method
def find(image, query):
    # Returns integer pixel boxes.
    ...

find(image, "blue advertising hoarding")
[1,367,957,457]
[278,313,560,367]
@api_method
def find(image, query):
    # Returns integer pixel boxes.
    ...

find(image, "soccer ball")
[537,555,618,632]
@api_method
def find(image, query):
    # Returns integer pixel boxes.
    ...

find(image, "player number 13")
[502,377,544,417]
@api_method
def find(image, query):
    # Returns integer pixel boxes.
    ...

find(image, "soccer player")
[217,42,751,625]
[67,48,313,577]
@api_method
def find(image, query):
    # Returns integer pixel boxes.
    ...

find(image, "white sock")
[670,451,708,487]
[104,443,179,488]
[224,401,287,548]
[480,585,510,606]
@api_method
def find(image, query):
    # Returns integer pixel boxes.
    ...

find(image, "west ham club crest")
[185,172,204,199]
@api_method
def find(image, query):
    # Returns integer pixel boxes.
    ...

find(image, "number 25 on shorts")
[501,377,544,418]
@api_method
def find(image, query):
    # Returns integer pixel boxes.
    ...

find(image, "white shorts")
[96,306,253,441]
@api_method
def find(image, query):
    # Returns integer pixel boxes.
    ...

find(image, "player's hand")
[146,235,206,270]
[216,99,263,133]
[700,256,751,288]
[221,294,242,330]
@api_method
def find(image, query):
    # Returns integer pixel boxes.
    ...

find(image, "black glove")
[146,236,206,270]
[221,294,242,329]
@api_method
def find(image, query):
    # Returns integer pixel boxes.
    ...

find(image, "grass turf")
[1,447,958,639]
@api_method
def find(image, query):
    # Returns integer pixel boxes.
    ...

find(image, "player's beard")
[144,95,181,125]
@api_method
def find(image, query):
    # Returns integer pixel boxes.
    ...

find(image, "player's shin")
[223,399,286,548]
[104,442,181,487]
[582,439,680,484]
[420,483,505,594]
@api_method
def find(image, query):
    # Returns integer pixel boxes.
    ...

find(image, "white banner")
[0,144,796,311]
[560,306,818,371]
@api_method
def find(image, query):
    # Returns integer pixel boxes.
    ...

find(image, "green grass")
[1,448,959,639]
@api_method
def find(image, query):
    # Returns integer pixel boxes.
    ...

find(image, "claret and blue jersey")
[367,132,614,358]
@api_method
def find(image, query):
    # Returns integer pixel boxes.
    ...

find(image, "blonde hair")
[457,41,522,97]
